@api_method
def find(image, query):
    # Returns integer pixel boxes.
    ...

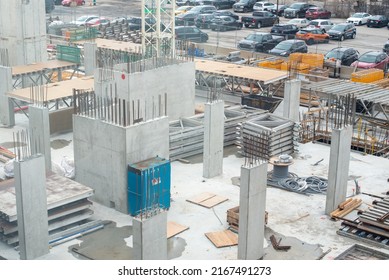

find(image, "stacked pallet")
[301,53,324,69]
[257,59,284,70]
[330,198,362,219]
[227,206,268,231]
[351,69,384,83]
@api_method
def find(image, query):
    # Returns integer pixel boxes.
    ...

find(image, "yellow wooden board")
[205,230,238,248]
[167,221,189,239]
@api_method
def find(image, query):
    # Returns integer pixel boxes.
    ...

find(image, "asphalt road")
[50,1,389,56]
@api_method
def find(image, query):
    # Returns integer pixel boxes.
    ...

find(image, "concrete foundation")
[133,211,167,260]
[94,61,195,121]
[49,107,73,135]
[203,100,224,178]
[0,66,14,127]
[283,79,301,122]
[238,163,267,260]
[73,116,169,214]
[325,125,353,215]
[14,155,49,260]
[29,106,51,170]
[84,42,97,76]
[0,0,47,66]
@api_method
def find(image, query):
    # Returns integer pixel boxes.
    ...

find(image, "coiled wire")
[277,176,328,194]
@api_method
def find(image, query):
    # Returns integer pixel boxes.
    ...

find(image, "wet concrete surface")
[69,221,186,260]
[51,139,72,150]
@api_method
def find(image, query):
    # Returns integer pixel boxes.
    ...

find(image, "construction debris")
[270,235,291,251]
[330,198,362,219]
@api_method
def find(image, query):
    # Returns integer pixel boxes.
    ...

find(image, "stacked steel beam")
[169,105,266,161]
[0,173,94,245]
[236,113,298,160]
[357,197,389,238]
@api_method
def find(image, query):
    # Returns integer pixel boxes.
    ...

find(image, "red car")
[305,7,331,20]
[62,0,85,6]
[86,17,110,27]
[350,51,389,70]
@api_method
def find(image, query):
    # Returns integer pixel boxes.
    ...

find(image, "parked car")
[71,15,99,26]
[270,24,299,39]
[305,7,331,20]
[308,19,333,32]
[46,0,55,12]
[270,4,289,16]
[295,28,329,45]
[241,11,279,28]
[350,51,389,70]
[286,18,310,29]
[384,40,389,54]
[128,17,167,32]
[367,15,389,28]
[176,0,194,6]
[85,17,110,27]
[233,0,257,13]
[347,12,371,26]
[325,47,359,66]
[238,32,284,52]
[175,12,197,26]
[210,16,243,31]
[212,11,239,20]
[327,23,356,41]
[62,0,84,6]
[284,2,311,18]
[268,39,308,56]
[189,5,217,15]
[253,2,275,12]
[175,6,193,16]
[203,0,236,10]
[175,26,209,42]
[195,14,215,28]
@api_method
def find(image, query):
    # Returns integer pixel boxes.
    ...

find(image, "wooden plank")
[200,195,228,208]
[186,192,216,205]
[167,221,189,239]
[205,230,238,248]
[12,60,77,76]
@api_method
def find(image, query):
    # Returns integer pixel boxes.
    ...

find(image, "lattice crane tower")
[141,0,175,57]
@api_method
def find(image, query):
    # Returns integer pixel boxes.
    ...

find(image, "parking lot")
[50,1,389,56]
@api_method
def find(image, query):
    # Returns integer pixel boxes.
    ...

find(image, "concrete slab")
[283,79,301,122]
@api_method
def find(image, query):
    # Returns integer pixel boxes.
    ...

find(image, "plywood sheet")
[94,38,140,52]
[8,76,94,102]
[200,195,228,208]
[205,230,238,248]
[167,221,189,239]
[12,60,77,76]
[195,59,288,85]
[186,192,215,204]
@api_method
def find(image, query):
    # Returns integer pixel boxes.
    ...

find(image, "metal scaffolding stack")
[0,173,94,246]
[237,113,298,160]
[169,105,266,161]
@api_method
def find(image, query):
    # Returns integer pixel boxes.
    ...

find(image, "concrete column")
[325,125,353,215]
[133,211,167,260]
[0,66,15,127]
[29,105,52,171]
[14,155,49,260]
[238,162,267,260]
[283,79,301,122]
[203,100,224,178]
[84,42,97,76]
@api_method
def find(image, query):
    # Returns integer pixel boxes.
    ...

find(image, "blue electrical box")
[127,156,171,216]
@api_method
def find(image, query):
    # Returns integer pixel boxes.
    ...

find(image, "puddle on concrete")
[0,142,25,149]
[264,228,323,260]
[69,221,186,260]
[51,139,71,150]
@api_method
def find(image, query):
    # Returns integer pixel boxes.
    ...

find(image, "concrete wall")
[73,115,169,214]
[0,0,47,66]
[14,155,49,260]
[283,79,301,123]
[49,107,73,135]
[94,62,195,121]
[0,66,14,126]
[133,211,167,260]
[84,42,97,76]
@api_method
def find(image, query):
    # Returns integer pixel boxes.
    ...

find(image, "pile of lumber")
[330,198,362,219]
[0,147,15,163]
[227,206,268,232]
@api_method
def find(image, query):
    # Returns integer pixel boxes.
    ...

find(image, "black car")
[367,15,389,28]
[212,11,239,20]
[268,39,308,56]
[175,26,209,42]
[233,0,257,13]
[210,16,243,31]
[195,14,215,28]
[270,4,289,16]
[175,12,197,26]
[284,2,311,18]
[201,0,236,9]
[327,23,356,41]
[270,24,299,39]
[325,47,359,66]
